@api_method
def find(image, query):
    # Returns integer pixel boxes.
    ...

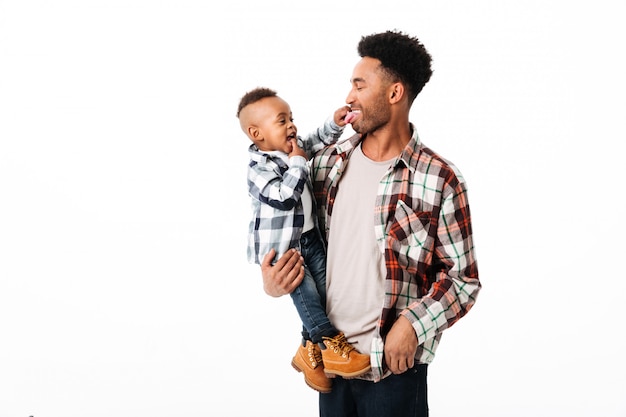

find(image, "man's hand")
[260,248,305,297]
[384,315,418,374]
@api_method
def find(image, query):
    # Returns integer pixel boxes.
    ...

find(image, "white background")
[1,1,625,416]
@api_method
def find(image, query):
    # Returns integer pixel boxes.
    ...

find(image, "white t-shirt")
[300,177,314,234]
[326,144,394,355]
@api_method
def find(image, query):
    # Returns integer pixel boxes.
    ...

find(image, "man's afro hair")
[357,30,433,101]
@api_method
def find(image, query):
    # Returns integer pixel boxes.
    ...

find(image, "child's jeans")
[290,228,338,344]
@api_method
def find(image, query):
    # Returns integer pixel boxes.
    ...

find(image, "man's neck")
[360,122,412,162]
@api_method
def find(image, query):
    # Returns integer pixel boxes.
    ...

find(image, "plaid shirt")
[247,118,344,264]
[311,125,481,381]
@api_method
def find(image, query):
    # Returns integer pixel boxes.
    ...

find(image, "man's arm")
[260,248,305,297]
[398,178,480,348]
[385,173,480,374]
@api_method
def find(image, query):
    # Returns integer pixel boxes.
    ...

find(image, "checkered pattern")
[311,126,481,381]
[246,118,344,264]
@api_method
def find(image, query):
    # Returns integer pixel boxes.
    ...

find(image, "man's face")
[345,57,392,135]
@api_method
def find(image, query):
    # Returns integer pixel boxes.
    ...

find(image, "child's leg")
[289,265,337,344]
[296,230,338,344]
[300,231,328,308]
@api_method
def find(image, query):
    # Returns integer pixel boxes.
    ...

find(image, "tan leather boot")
[321,332,371,378]
[291,340,332,393]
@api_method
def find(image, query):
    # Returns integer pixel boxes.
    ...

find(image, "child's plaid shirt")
[246,118,344,265]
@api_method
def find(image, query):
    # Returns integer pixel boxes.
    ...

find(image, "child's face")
[252,96,298,153]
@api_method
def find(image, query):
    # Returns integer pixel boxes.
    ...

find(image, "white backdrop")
[1,1,625,416]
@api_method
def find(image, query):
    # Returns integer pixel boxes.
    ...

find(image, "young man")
[261,30,481,417]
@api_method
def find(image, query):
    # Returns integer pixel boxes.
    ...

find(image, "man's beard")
[352,95,391,135]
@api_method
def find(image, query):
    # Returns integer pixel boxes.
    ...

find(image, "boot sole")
[323,364,371,378]
[291,360,332,394]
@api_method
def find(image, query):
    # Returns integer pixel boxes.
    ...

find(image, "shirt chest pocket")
[386,200,433,274]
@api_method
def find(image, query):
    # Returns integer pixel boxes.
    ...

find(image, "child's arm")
[297,105,351,159]
[247,158,307,211]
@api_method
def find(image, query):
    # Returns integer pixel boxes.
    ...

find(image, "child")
[237,87,371,393]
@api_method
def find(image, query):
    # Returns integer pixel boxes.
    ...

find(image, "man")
[261,30,481,417]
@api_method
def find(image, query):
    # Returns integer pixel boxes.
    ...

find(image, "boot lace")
[323,333,355,358]
[309,343,323,366]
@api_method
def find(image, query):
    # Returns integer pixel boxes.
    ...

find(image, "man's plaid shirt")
[310,125,481,381]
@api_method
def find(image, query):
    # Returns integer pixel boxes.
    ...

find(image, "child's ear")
[249,126,262,140]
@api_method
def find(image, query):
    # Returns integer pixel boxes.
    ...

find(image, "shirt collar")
[248,143,289,165]
[395,124,421,172]
[338,124,421,170]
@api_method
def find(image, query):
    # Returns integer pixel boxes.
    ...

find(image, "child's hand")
[333,106,352,127]
[289,139,307,159]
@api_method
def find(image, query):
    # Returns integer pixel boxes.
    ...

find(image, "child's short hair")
[236,87,277,118]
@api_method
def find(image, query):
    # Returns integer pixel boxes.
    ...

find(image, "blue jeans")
[319,364,429,417]
[289,229,338,344]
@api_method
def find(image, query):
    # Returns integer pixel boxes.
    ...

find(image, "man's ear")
[389,83,404,104]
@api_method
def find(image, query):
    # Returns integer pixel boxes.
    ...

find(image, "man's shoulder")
[413,144,466,186]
